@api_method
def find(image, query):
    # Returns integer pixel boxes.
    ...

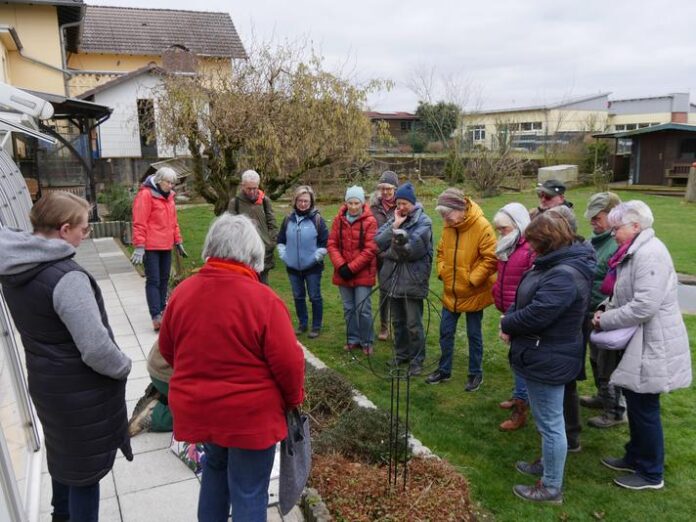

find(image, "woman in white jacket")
[592,200,691,491]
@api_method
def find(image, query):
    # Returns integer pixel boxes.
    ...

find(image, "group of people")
[0,167,691,521]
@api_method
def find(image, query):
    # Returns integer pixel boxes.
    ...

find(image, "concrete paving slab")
[118,478,199,522]
[112,450,193,495]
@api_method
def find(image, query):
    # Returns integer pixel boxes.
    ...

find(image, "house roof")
[593,122,696,139]
[481,92,611,115]
[366,111,418,120]
[79,5,247,59]
[24,89,111,120]
[76,63,166,100]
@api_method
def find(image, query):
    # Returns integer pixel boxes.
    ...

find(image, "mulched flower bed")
[310,453,477,521]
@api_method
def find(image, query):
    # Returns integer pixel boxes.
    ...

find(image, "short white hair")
[202,213,265,273]
[154,166,178,184]
[607,200,654,231]
[241,169,260,184]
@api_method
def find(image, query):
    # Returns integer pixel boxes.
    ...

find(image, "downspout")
[59,20,82,95]
[1,24,74,82]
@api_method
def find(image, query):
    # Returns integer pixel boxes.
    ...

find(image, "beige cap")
[584,192,621,219]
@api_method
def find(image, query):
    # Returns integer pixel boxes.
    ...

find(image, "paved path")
[38,238,300,522]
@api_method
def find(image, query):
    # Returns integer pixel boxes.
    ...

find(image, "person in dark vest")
[0,192,132,522]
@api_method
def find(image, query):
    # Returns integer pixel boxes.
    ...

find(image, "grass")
[177,183,696,521]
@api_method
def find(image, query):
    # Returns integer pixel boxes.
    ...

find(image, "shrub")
[314,406,409,465]
[102,184,134,222]
[304,365,356,432]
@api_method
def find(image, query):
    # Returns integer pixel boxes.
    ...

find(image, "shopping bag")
[278,409,311,515]
[169,435,205,475]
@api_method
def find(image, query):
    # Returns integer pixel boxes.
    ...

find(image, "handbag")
[279,408,311,515]
[590,325,639,351]
[169,435,205,475]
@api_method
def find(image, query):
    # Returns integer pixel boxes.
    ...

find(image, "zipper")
[451,229,460,309]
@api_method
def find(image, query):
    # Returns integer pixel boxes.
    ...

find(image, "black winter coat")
[501,242,596,385]
[1,257,131,486]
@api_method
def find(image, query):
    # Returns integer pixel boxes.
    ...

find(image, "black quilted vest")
[0,257,130,486]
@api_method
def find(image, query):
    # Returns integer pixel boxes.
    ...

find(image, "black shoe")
[614,474,663,490]
[512,481,563,504]
[294,325,307,336]
[579,395,604,409]
[307,329,320,339]
[567,441,582,453]
[465,374,483,392]
[515,459,543,477]
[601,456,636,473]
[408,364,423,377]
[425,371,451,384]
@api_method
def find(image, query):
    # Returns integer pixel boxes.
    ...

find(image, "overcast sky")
[91,0,696,112]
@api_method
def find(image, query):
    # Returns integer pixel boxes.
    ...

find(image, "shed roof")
[365,111,418,120]
[76,63,166,99]
[79,5,247,59]
[593,122,696,139]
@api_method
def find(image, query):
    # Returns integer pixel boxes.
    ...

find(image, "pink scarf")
[599,240,632,296]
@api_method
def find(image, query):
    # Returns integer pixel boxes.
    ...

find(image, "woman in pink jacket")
[131,167,186,330]
[491,202,535,431]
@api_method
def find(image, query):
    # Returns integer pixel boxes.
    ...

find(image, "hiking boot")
[308,329,320,339]
[512,481,563,504]
[579,395,604,409]
[500,399,528,431]
[614,474,663,490]
[408,363,423,377]
[567,440,582,453]
[499,398,516,409]
[425,371,451,385]
[128,398,157,437]
[377,325,389,341]
[588,414,627,429]
[601,456,636,473]
[294,325,308,336]
[515,459,543,477]
[362,345,374,356]
[465,374,483,392]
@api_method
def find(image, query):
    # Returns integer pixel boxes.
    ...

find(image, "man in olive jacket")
[228,169,278,284]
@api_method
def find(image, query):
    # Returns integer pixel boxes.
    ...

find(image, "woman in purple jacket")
[492,202,535,431]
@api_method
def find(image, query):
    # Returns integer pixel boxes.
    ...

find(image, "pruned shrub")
[102,184,134,222]
[314,406,409,465]
[304,365,356,432]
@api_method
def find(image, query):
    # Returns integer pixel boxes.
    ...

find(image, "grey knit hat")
[436,188,467,212]
[378,170,399,188]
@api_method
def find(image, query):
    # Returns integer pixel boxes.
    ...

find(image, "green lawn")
[177,185,696,521]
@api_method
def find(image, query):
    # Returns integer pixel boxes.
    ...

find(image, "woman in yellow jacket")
[426,188,498,391]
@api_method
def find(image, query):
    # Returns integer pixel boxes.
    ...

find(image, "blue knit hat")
[345,185,365,204]
[395,182,416,205]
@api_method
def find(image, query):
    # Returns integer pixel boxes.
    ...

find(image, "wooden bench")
[664,165,691,187]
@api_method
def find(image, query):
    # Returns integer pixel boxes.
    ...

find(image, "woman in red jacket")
[491,202,535,431]
[159,213,304,522]
[328,186,379,355]
[131,167,187,330]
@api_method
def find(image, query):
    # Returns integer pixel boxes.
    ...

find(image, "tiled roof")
[79,5,247,59]
[366,111,418,120]
[76,63,165,100]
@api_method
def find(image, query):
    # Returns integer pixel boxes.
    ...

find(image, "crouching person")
[128,340,174,436]
[159,214,305,521]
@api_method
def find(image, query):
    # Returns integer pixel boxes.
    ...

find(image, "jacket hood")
[534,240,596,281]
[450,198,483,231]
[499,202,531,234]
[0,228,75,285]
[141,175,175,199]
[338,202,374,222]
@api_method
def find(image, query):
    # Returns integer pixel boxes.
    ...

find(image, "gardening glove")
[314,247,327,263]
[176,243,188,258]
[130,246,145,265]
[338,264,354,280]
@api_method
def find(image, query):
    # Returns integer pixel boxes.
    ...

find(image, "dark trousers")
[564,380,581,448]
[144,249,171,319]
[390,297,425,365]
[588,342,626,418]
[150,377,173,432]
[51,478,100,522]
[623,389,664,483]
[287,269,323,331]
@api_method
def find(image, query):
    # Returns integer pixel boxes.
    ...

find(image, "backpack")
[280,212,322,236]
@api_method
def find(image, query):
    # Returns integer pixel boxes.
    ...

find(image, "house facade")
[366,111,420,142]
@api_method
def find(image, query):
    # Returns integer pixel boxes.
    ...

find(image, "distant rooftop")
[482,92,611,115]
[366,111,418,120]
[79,5,247,59]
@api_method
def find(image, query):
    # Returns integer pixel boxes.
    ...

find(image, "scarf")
[150,177,171,199]
[495,230,520,261]
[345,210,361,224]
[599,240,633,296]
[381,197,395,212]
[206,257,259,281]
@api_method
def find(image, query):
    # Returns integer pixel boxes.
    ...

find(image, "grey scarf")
[495,230,520,262]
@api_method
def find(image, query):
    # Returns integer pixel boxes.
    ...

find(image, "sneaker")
[512,481,563,504]
[377,325,389,341]
[128,398,157,437]
[308,329,320,339]
[362,345,374,356]
[408,364,423,377]
[614,474,663,490]
[425,371,451,385]
[567,441,582,453]
[588,414,627,429]
[579,395,604,409]
[465,374,483,392]
[294,325,308,336]
[516,459,543,477]
[601,456,636,473]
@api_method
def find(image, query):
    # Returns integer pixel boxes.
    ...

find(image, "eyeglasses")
[538,193,558,200]
[610,223,630,235]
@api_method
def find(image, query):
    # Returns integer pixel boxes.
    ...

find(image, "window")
[400,121,412,132]
[638,123,650,128]
[615,124,626,131]
[137,99,157,157]
[625,123,637,131]
[468,125,485,141]
[519,121,542,131]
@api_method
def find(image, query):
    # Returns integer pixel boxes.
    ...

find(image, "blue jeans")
[512,370,529,402]
[198,443,276,522]
[437,308,483,376]
[144,249,171,319]
[623,389,664,484]
[338,285,374,346]
[51,478,100,522]
[287,269,323,331]
[390,298,425,364]
[526,379,567,491]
